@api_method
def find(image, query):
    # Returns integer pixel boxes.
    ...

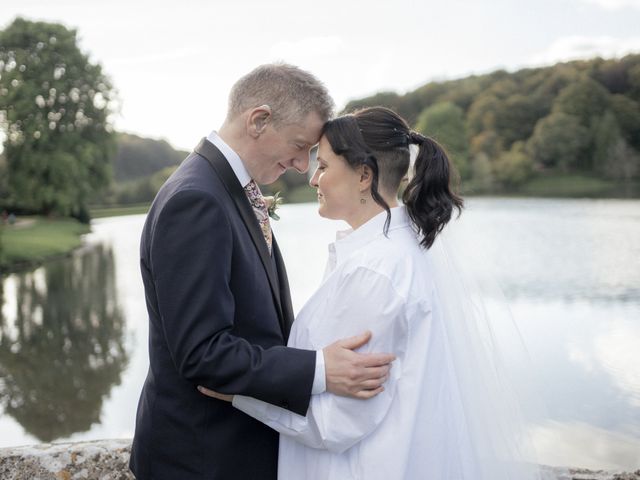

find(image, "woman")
[201,107,549,479]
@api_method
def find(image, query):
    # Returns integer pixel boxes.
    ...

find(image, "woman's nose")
[309,168,319,187]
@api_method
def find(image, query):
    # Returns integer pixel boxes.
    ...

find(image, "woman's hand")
[197,386,234,402]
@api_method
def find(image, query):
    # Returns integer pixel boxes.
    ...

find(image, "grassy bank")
[0,217,90,273]
[89,203,150,218]
[463,174,640,198]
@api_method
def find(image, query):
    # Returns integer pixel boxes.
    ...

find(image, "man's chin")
[255,172,282,185]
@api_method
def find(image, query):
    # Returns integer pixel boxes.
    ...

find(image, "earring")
[360,197,366,205]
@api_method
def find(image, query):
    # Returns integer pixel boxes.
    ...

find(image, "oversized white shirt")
[232,206,489,479]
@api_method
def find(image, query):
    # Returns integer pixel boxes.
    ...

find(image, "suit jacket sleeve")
[149,188,315,415]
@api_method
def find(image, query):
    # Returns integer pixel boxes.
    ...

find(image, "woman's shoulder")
[344,226,435,296]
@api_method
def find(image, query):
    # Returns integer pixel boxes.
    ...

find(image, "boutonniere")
[264,192,284,221]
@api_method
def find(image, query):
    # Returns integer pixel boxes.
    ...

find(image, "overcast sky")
[2,0,640,150]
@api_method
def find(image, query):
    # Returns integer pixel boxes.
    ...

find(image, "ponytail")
[402,133,463,249]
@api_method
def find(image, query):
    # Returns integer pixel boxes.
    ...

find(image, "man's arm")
[151,189,316,414]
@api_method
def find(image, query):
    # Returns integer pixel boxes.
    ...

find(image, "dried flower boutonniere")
[264,192,284,221]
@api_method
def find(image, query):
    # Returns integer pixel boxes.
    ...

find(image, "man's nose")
[292,154,309,174]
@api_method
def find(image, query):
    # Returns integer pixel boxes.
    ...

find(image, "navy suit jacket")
[130,139,316,479]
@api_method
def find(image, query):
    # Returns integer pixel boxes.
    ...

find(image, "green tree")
[609,94,640,150]
[468,152,495,192]
[469,130,503,159]
[0,18,116,221]
[628,64,640,103]
[415,101,470,178]
[593,111,623,171]
[527,112,590,171]
[466,94,500,138]
[552,77,610,127]
[493,141,534,188]
[600,138,640,181]
[493,94,547,147]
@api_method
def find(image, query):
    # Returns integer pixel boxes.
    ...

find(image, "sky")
[1,0,640,151]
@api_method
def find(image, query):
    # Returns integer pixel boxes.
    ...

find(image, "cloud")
[529,35,640,65]
[578,0,640,9]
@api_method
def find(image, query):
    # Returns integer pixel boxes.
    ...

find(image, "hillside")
[343,54,640,196]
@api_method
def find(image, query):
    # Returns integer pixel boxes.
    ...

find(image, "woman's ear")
[359,165,373,190]
[246,105,272,138]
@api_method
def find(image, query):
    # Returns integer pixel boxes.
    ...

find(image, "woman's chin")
[317,204,333,219]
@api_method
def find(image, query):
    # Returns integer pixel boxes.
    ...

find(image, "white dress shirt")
[233,206,464,479]
[206,131,325,395]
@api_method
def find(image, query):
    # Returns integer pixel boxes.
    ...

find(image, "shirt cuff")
[311,349,326,394]
[232,394,266,416]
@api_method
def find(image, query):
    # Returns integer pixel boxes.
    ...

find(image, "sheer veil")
[422,217,566,479]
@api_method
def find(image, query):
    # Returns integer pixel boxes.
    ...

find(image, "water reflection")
[0,244,128,442]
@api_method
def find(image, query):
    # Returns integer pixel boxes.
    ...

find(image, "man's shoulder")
[156,153,227,204]
[142,153,230,236]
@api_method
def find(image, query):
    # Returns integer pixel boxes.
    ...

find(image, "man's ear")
[246,105,272,138]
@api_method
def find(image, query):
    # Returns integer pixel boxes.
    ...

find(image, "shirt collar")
[329,206,411,268]
[206,130,252,188]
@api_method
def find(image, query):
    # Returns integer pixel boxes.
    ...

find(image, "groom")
[129,64,395,479]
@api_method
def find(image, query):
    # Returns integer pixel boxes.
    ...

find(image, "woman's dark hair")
[321,106,463,248]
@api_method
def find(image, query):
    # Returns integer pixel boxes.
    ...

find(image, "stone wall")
[0,440,133,480]
[0,439,638,480]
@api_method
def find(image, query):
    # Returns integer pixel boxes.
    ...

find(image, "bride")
[200,107,550,479]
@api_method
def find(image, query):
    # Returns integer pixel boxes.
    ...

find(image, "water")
[0,198,638,470]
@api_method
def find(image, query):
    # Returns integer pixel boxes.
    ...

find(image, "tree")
[609,94,640,150]
[469,130,503,159]
[0,18,116,220]
[493,142,534,188]
[552,77,610,128]
[466,93,501,138]
[527,112,590,171]
[600,138,640,181]
[415,101,470,178]
[628,64,640,103]
[483,94,544,148]
[593,111,623,172]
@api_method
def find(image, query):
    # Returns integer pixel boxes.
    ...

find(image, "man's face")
[245,112,324,185]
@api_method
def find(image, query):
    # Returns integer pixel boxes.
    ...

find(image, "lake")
[0,198,639,471]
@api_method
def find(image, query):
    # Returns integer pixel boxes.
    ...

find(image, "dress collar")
[206,130,252,188]
[328,206,411,269]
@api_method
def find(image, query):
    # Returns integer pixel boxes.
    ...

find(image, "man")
[130,64,394,479]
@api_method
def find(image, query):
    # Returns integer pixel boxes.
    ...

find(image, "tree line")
[344,55,640,192]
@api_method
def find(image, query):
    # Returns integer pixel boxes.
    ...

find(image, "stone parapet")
[0,439,638,480]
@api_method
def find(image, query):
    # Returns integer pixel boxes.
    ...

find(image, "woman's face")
[309,135,363,223]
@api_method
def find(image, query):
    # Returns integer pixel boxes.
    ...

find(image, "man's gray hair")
[227,63,334,125]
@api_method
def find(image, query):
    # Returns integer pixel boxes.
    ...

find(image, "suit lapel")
[194,138,286,333]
